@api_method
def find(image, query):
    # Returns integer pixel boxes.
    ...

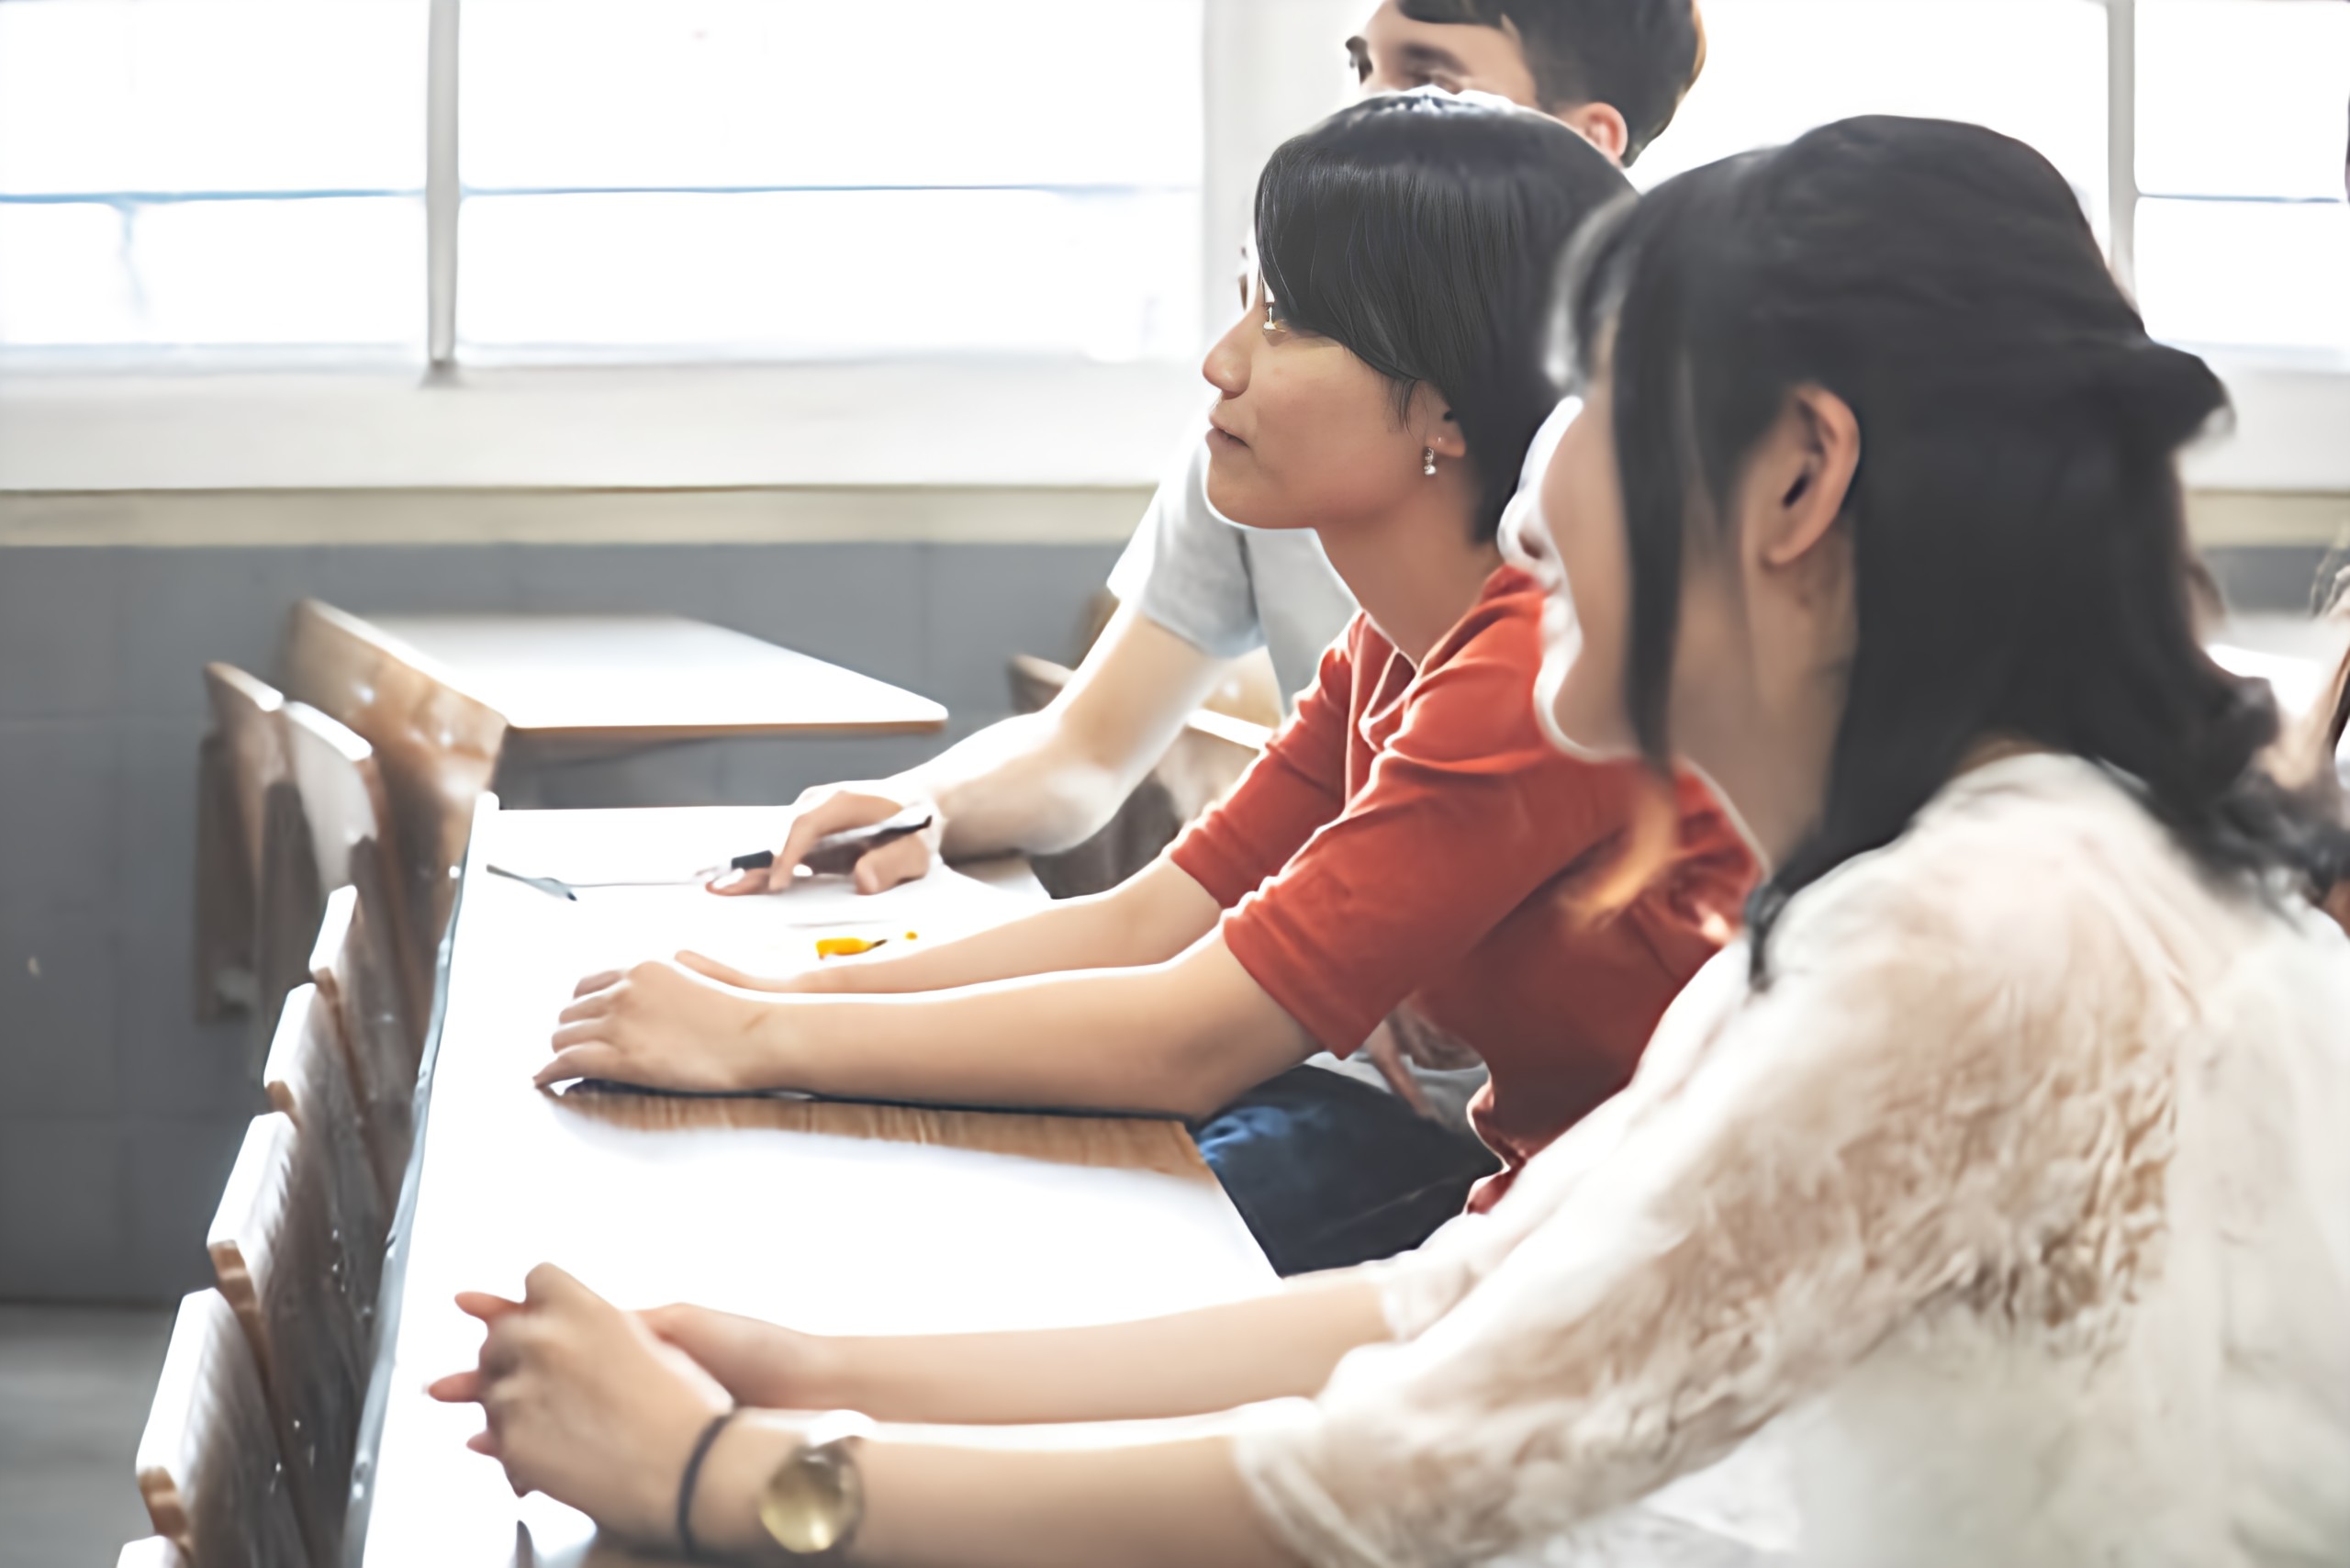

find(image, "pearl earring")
[1422,446,1438,477]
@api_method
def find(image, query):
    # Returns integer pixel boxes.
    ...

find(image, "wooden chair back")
[283,700,428,1033]
[263,981,389,1340]
[202,664,286,891]
[281,599,506,988]
[1007,654,1270,898]
[198,664,324,1036]
[207,1113,366,1568]
[193,729,254,1022]
[135,1289,308,1568]
[309,883,419,1202]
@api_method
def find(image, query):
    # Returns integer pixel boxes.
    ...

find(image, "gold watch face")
[758,1446,856,1556]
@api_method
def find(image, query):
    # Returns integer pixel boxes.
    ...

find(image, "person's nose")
[1201,313,1252,399]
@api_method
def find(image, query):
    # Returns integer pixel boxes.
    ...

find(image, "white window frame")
[0,0,2341,498]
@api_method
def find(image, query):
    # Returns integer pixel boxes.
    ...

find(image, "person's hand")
[639,1303,838,1411]
[426,1264,733,1549]
[709,781,946,897]
[542,959,779,1090]
[1360,1004,1482,1119]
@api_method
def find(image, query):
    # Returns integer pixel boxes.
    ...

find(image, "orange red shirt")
[1170,565,1758,1207]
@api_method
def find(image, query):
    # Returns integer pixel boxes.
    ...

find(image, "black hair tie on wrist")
[677,1406,743,1562]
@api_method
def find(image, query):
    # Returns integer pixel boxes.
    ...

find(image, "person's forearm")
[792,1274,1389,1427]
[892,606,1231,860]
[696,1422,1300,1568]
[757,942,1307,1118]
[799,859,1217,997]
[887,711,1135,861]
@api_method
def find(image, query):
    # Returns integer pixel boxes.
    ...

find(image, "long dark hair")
[1258,91,1628,542]
[1560,115,2348,965]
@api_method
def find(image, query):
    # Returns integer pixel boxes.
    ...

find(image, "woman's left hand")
[426,1263,734,1547]
[541,959,778,1091]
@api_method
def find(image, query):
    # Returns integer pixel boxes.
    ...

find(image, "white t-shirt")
[1106,431,1360,713]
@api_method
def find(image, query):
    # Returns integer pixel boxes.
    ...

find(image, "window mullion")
[2105,0,2138,293]
[426,0,461,368]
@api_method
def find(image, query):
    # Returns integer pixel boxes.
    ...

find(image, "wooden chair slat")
[309,883,419,1202]
[207,1113,364,1568]
[201,664,288,893]
[263,981,389,1342]
[199,664,325,1037]
[134,1289,308,1568]
[283,700,429,1037]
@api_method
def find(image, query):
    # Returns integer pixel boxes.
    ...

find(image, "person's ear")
[1750,385,1859,577]
[1410,386,1470,461]
[1552,100,1629,166]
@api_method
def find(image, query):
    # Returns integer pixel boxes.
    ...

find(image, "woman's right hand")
[709,781,944,897]
[637,1303,841,1411]
[539,959,783,1092]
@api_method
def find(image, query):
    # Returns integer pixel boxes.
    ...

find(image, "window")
[2132,0,2350,356]
[456,0,1202,362]
[0,0,2339,387]
[0,0,1203,364]
[1631,0,2350,360]
[1629,3,2114,228]
[0,0,428,354]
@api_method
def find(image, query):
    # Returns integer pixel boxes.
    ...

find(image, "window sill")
[0,357,1211,492]
[0,348,2340,498]
[2177,350,2350,494]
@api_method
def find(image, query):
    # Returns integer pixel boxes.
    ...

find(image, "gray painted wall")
[0,537,1122,1303]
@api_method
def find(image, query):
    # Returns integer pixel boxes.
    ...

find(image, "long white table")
[347,800,1273,1566]
[364,614,948,744]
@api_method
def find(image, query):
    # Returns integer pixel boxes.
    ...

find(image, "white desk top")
[350,802,1270,1567]
[364,614,946,740]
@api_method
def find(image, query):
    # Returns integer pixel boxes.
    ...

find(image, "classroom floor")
[0,1305,171,1568]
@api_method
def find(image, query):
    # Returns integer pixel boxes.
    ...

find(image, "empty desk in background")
[346,800,1272,1567]
[358,613,950,809]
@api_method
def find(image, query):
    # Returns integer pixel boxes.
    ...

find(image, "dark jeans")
[1192,1066,1500,1276]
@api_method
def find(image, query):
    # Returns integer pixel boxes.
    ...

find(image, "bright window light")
[456,0,1204,360]
[2132,0,2350,356]
[2137,0,2350,201]
[460,189,1197,360]
[2135,198,2350,353]
[1631,0,2110,237]
[0,0,427,352]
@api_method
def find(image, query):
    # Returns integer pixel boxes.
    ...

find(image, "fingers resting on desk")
[542,958,776,1092]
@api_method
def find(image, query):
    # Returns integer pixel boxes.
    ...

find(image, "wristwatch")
[756,1410,877,1557]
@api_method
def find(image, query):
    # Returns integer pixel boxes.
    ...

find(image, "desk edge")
[341,792,495,1568]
